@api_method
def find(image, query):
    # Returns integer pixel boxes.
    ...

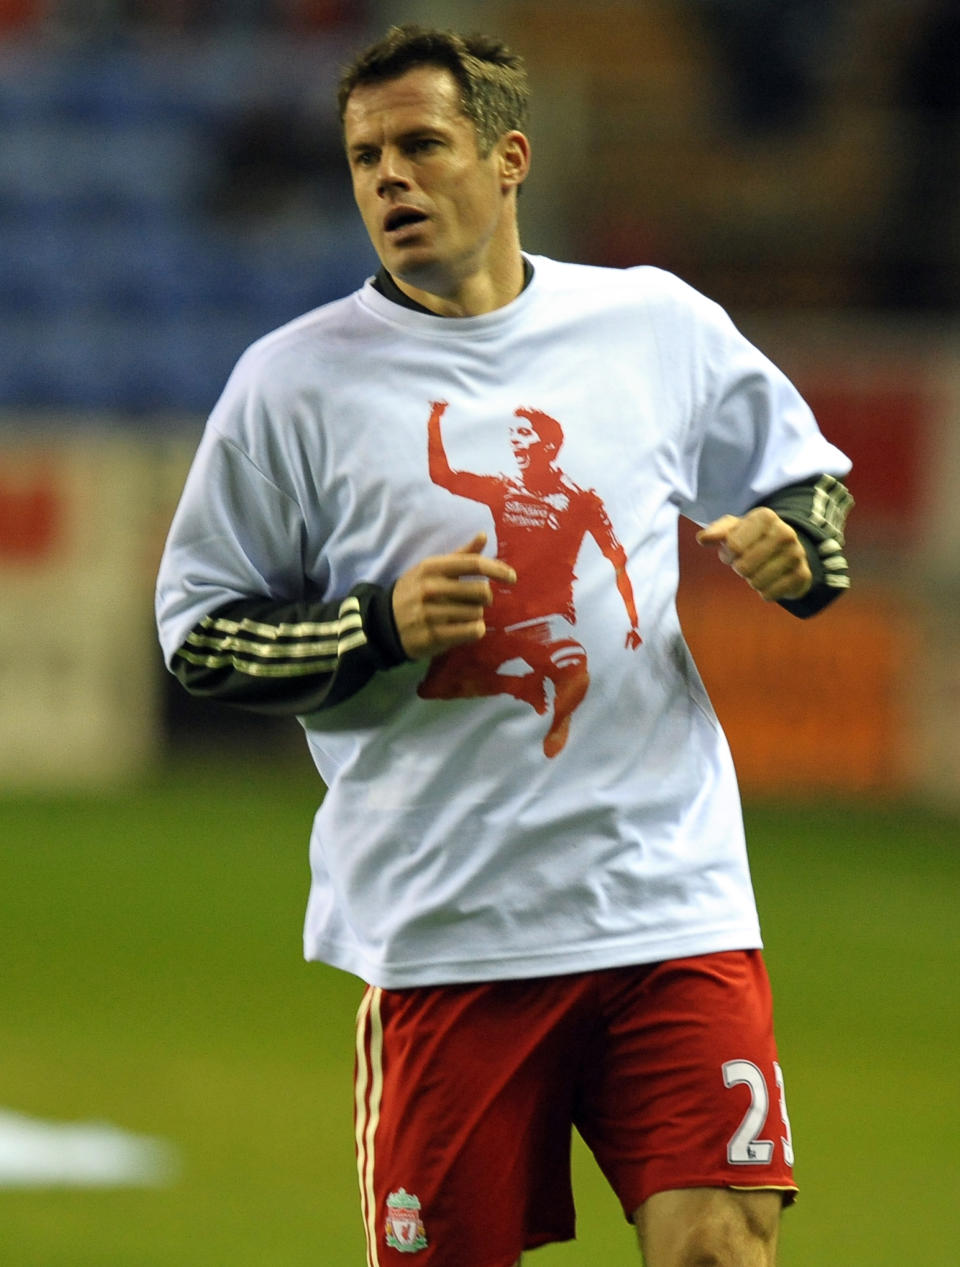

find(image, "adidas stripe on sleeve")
[760,474,854,618]
[171,584,408,715]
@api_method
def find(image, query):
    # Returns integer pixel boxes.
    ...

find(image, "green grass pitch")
[2,757,957,1264]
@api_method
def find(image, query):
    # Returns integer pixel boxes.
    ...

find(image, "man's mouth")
[384,208,429,235]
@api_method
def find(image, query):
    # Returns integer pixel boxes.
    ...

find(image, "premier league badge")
[385,1188,428,1253]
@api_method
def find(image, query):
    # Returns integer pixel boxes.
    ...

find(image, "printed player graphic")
[418,401,642,757]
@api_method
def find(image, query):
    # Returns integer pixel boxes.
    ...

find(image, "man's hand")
[696,508,812,602]
[392,532,516,660]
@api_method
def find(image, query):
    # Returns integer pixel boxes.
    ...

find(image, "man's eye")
[410,138,439,154]
[354,151,377,167]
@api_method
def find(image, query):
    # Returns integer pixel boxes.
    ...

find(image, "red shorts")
[354,950,796,1267]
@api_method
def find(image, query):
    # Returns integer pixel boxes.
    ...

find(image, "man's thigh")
[574,951,797,1215]
[635,1186,782,1267]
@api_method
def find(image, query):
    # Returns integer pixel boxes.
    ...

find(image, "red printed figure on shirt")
[418,401,642,757]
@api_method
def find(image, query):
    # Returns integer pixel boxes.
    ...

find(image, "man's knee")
[676,1211,773,1266]
[634,1188,781,1267]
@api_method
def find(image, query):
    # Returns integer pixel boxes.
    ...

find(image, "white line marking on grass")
[0,1108,179,1188]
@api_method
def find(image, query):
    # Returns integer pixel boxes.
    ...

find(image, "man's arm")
[696,474,853,618]
[585,493,642,648]
[158,388,515,716]
[170,583,407,715]
[168,533,516,715]
[427,401,502,504]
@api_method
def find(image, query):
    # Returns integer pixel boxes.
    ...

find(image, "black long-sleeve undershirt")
[171,582,408,716]
[759,474,853,618]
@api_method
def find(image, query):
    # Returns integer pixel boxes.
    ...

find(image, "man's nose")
[376,149,412,195]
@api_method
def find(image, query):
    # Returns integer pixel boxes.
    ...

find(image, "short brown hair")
[337,24,529,156]
[515,407,563,454]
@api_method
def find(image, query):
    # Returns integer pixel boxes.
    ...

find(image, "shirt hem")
[304,924,764,989]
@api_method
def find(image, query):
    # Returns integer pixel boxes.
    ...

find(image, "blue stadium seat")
[0,35,368,415]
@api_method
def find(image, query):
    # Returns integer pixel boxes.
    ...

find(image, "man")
[418,399,642,756]
[155,24,853,1267]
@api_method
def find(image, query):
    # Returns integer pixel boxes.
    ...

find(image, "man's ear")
[499,130,531,193]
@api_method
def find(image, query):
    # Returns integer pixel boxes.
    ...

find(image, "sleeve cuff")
[359,582,410,668]
[777,527,846,619]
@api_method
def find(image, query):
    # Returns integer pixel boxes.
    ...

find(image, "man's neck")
[374,257,534,318]
[521,463,561,496]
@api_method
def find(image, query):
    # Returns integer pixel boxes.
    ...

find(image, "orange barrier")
[679,572,916,796]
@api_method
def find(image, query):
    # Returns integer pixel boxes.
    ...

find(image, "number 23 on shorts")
[723,1059,795,1166]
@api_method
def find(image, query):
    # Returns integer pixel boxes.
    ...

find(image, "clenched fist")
[696,508,811,602]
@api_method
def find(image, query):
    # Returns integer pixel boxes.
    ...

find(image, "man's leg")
[573,954,795,1266]
[634,1187,781,1267]
[417,631,549,714]
[542,651,588,757]
[355,981,580,1266]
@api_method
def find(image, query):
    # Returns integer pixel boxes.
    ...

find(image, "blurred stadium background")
[1,1,957,1263]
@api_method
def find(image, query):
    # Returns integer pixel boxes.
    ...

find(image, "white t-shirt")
[156,256,851,987]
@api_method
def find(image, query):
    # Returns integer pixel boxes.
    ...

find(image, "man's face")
[344,66,518,296]
[509,420,544,471]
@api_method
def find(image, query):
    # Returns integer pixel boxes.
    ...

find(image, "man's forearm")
[170,584,408,715]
